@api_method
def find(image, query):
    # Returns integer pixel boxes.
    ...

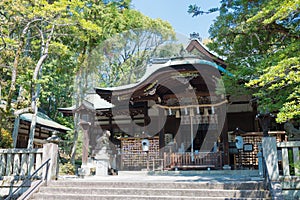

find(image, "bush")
[0,128,13,148]
[59,162,75,175]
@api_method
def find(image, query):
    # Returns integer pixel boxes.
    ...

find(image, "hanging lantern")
[204,108,209,116]
[176,110,180,118]
[168,108,172,115]
[196,106,200,115]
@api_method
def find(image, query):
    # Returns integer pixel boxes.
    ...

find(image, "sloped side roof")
[20,112,71,132]
[84,93,114,109]
[58,92,114,113]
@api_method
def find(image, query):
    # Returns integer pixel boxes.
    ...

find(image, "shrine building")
[59,37,285,171]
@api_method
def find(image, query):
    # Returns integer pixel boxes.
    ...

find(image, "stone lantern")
[256,112,274,137]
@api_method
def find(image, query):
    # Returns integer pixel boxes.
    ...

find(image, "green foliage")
[0,128,13,148]
[188,4,218,17]
[191,0,300,122]
[89,27,175,87]
[59,162,75,175]
[0,0,174,154]
[293,161,300,176]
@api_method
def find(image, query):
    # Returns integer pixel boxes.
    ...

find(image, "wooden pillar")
[222,115,230,165]
[159,108,165,157]
[79,121,90,166]
[109,115,113,133]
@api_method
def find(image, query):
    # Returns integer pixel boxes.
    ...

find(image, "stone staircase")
[31,176,270,199]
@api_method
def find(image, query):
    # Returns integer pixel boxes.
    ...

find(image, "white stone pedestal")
[95,159,109,176]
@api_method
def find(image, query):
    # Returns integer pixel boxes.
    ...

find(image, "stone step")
[36,187,268,198]
[31,180,270,200]
[48,180,265,190]
[31,193,270,200]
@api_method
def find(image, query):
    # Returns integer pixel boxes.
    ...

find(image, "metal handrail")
[5,158,51,200]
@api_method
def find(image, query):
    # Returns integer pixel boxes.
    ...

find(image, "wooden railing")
[0,143,59,199]
[277,141,300,176]
[262,137,300,199]
[164,151,222,170]
[0,148,43,178]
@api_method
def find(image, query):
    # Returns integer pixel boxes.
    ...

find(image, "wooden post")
[28,153,35,175]
[12,116,20,148]
[13,154,20,176]
[158,108,165,156]
[20,153,28,177]
[0,154,5,176]
[6,153,12,176]
[221,110,229,166]
[42,143,59,182]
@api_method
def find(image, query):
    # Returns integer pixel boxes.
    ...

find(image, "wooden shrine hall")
[93,56,229,170]
[60,38,283,171]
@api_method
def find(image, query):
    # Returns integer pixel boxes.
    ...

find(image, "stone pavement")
[59,169,263,183]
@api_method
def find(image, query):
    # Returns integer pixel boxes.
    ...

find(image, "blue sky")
[131,0,220,40]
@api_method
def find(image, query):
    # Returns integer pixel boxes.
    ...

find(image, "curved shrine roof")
[95,57,232,96]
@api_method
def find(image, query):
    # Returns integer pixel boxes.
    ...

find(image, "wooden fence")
[262,137,300,199]
[164,151,222,170]
[277,141,300,176]
[0,143,58,199]
[0,148,43,178]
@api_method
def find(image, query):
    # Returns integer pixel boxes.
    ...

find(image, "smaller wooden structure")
[16,112,71,148]
[229,131,286,169]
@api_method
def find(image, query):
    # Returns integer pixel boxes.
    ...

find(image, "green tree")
[66,1,175,163]
[0,0,174,165]
[90,22,175,87]
[189,0,300,122]
[0,0,87,148]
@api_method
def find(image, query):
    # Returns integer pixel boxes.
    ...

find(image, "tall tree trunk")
[70,44,87,165]
[6,20,40,116]
[27,24,54,148]
[27,101,38,148]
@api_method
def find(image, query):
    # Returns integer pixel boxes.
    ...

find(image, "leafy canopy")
[189,0,300,122]
[0,0,175,149]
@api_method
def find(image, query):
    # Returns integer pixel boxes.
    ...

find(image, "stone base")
[223,165,231,170]
[95,159,109,176]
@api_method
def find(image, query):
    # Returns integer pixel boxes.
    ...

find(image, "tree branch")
[14,107,32,116]
[0,34,6,51]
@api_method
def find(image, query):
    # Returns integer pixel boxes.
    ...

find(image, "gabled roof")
[20,112,71,132]
[186,39,227,67]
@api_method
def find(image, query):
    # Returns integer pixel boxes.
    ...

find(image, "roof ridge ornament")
[189,32,202,42]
